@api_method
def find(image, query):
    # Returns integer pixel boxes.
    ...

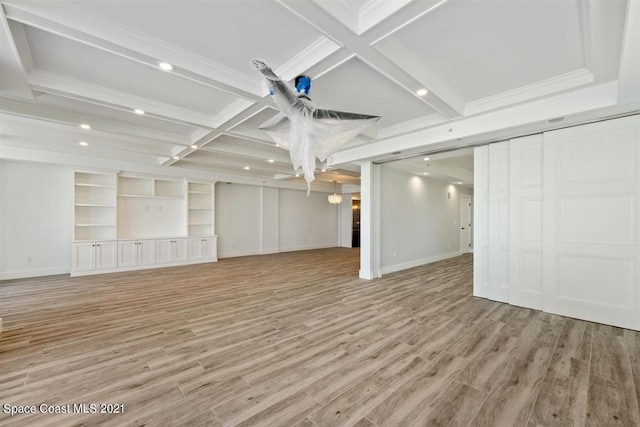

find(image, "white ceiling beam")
[0,144,340,193]
[28,71,220,129]
[1,113,177,156]
[2,1,264,97]
[0,96,190,146]
[0,5,33,101]
[464,68,594,117]
[329,81,620,165]
[0,132,166,164]
[617,0,640,104]
[277,0,463,118]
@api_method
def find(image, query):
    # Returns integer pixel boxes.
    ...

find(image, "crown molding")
[0,6,33,101]
[7,20,33,74]
[378,112,448,139]
[310,0,360,34]
[28,71,219,128]
[329,81,619,165]
[359,0,413,34]
[212,98,256,128]
[275,36,342,83]
[464,68,594,117]
[617,0,640,104]
[373,37,466,117]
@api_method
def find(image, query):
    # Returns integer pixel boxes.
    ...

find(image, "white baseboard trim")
[0,266,70,280]
[359,269,377,280]
[380,251,462,275]
[218,249,263,259]
[279,244,337,253]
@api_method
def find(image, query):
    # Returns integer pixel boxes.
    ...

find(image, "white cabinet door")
[138,240,156,265]
[189,238,204,260]
[72,242,95,272]
[174,239,189,262]
[96,241,117,270]
[156,239,173,264]
[118,241,138,267]
[202,236,217,260]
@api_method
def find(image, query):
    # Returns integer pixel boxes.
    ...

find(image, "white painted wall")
[279,188,339,252]
[215,183,261,258]
[0,160,73,279]
[215,182,340,258]
[379,165,470,275]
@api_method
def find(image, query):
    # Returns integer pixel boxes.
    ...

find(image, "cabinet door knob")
[92,244,95,247]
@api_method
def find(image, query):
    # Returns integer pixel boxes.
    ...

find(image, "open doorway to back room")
[378,147,474,277]
[352,196,361,247]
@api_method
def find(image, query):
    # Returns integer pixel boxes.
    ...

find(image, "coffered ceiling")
[1,0,638,190]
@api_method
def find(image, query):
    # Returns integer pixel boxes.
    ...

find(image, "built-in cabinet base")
[71,236,217,276]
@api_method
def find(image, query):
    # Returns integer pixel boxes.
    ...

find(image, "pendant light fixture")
[328,181,343,204]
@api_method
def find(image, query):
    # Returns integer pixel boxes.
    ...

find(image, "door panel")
[543,115,640,330]
[509,135,543,310]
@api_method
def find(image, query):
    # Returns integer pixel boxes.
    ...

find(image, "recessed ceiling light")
[134,109,145,115]
[80,124,90,130]
[79,141,88,146]
[321,168,326,172]
[268,159,274,163]
[244,166,250,170]
[275,144,280,148]
[173,156,180,160]
[423,172,429,175]
[424,157,430,161]
[416,88,428,96]
[190,145,198,149]
[456,181,463,184]
[158,61,173,71]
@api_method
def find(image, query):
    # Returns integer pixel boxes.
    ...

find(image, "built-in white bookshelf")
[117,176,185,199]
[71,171,217,276]
[74,172,116,241]
[117,175,187,239]
[188,182,214,236]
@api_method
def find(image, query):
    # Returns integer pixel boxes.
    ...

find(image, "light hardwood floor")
[1,249,639,426]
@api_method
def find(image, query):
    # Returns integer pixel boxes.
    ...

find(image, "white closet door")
[488,141,510,303]
[543,115,640,330]
[473,146,490,298]
[509,135,543,310]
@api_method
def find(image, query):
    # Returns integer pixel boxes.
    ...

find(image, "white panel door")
[96,241,117,270]
[72,242,95,272]
[137,240,156,266]
[473,146,490,298]
[118,240,138,267]
[488,141,510,303]
[543,115,640,330]
[509,135,543,310]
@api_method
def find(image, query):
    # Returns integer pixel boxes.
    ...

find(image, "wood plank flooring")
[0,248,639,426]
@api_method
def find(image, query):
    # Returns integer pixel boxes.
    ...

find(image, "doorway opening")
[352,198,360,248]
[460,194,472,253]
